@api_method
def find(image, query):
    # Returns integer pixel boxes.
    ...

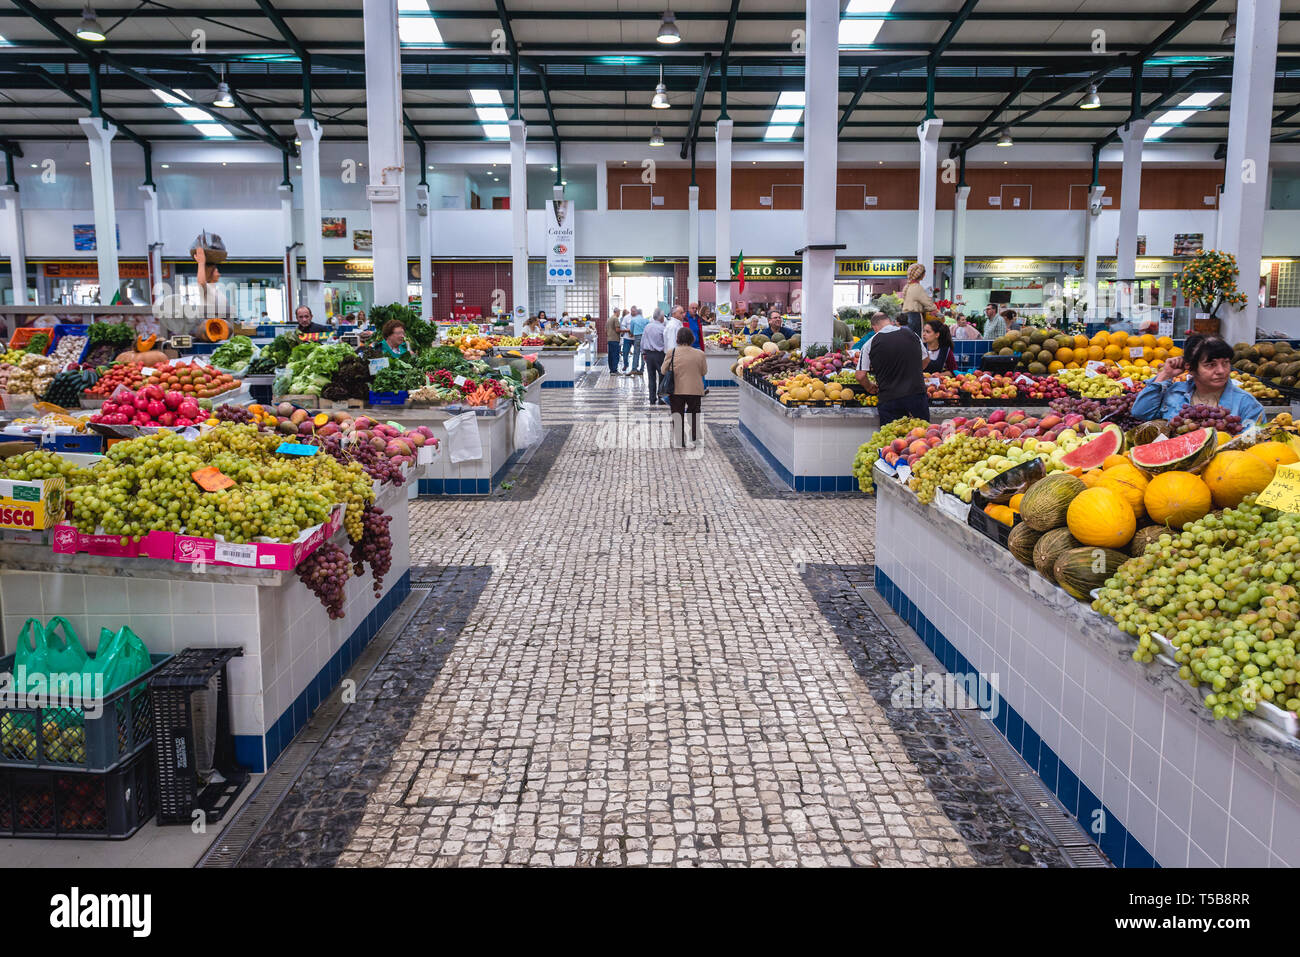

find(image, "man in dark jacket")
[856,312,929,425]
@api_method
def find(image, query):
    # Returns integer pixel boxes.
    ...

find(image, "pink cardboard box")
[171,504,345,571]
[51,525,175,559]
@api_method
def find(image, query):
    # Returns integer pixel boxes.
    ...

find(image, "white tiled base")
[739,386,880,481]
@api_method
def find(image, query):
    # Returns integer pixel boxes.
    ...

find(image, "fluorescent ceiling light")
[152,88,232,139]
[482,125,510,140]
[764,90,804,141]
[839,0,895,47]
[398,0,444,45]
[1146,91,1222,139]
[76,7,106,42]
[195,124,233,138]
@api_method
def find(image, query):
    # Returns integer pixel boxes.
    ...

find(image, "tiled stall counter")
[705,351,741,387]
[384,403,520,495]
[738,383,880,491]
[874,474,1300,868]
[0,482,412,774]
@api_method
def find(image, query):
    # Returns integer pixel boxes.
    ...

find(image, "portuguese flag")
[735,250,746,295]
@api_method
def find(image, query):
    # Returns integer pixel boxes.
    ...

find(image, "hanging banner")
[545,199,575,286]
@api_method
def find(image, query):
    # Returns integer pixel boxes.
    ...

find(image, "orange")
[1073,347,1091,364]
[1055,347,1074,362]
[1048,360,1064,373]
[1110,331,1129,348]
[1141,333,1157,348]
[1074,334,1089,349]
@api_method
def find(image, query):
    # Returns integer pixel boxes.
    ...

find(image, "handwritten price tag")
[895,463,912,484]
[368,357,390,375]
[1256,463,1300,513]
[275,442,318,456]
[1129,346,1144,358]
[191,467,234,491]
[453,375,471,388]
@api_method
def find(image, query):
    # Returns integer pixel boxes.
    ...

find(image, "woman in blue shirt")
[1131,334,1264,425]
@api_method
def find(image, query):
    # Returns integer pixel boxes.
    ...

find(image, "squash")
[1066,486,1136,549]
[1019,473,1086,531]
[1006,522,1042,566]
[116,348,169,367]
[1053,546,1130,601]
[202,318,231,343]
[1143,471,1212,528]
[1033,527,1079,580]
[135,333,157,352]
[1201,450,1274,508]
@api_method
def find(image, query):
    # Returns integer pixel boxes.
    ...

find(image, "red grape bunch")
[296,542,353,618]
[350,505,393,596]
[1169,404,1242,436]
[213,404,253,424]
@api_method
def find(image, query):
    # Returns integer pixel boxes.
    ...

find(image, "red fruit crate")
[0,748,155,839]
[9,327,55,354]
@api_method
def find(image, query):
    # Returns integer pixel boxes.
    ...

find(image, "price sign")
[453,375,471,388]
[214,542,258,567]
[1085,360,1105,377]
[368,357,390,375]
[1118,377,1135,388]
[1014,373,1036,387]
[140,367,156,376]
[191,467,234,491]
[275,442,318,456]
[1255,463,1300,513]
[1129,346,1144,358]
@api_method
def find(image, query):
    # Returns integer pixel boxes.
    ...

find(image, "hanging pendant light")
[996,129,1013,147]
[76,6,107,42]
[1079,83,1101,110]
[1221,14,1236,45]
[656,10,681,44]
[649,126,665,147]
[212,67,235,109]
[651,64,669,109]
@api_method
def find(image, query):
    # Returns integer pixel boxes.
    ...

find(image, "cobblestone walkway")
[240,372,1067,867]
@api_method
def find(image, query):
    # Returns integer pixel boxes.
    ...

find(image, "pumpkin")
[1066,486,1136,549]
[1143,471,1212,528]
[202,318,231,342]
[1007,522,1042,566]
[135,334,157,352]
[1201,451,1274,508]
[1246,441,1300,470]
[1053,546,1130,601]
[1033,526,1080,581]
[1099,464,1149,521]
[1020,473,1086,531]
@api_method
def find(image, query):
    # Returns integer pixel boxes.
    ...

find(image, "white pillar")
[293,117,325,320]
[800,0,839,348]
[509,119,528,334]
[1083,185,1106,320]
[950,184,970,310]
[1115,119,1150,320]
[688,184,700,307]
[416,183,433,322]
[363,0,407,306]
[595,161,608,213]
[139,184,162,307]
[714,119,733,312]
[551,182,566,320]
[915,118,943,287]
[1,184,28,305]
[1218,0,1279,345]
[278,183,294,319]
[79,117,119,304]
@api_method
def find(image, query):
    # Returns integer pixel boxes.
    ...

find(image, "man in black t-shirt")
[856,313,929,426]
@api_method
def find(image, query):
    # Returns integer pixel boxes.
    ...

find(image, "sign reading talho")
[545,199,575,286]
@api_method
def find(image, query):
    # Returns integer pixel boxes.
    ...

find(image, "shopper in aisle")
[294,305,330,335]
[899,263,936,336]
[1132,333,1264,424]
[662,326,708,448]
[379,320,410,360]
[856,312,929,426]
[605,312,623,375]
[678,304,705,349]
[629,307,649,375]
[1002,309,1022,332]
[953,314,980,340]
[619,308,636,374]
[663,308,684,377]
[641,308,668,406]
[981,303,1006,340]
[921,318,957,374]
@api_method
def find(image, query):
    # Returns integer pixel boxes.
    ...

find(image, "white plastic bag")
[515,402,543,448]
[444,410,483,463]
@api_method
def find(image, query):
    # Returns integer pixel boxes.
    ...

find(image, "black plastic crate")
[150,648,249,826]
[0,653,171,772]
[0,747,154,839]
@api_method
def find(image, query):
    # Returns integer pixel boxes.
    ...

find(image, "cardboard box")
[171,503,345,570]
[0,476,65,530]
[51,525,175,558]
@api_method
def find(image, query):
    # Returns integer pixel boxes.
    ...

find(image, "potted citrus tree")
[1177,249,1248,334]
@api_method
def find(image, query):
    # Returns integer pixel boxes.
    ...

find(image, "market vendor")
[295,305,330,335]
[764,309,797,341]
[921,318,957,374]
[379,319,410,359]
[1131,333,1264,424]
[523,313,545,334]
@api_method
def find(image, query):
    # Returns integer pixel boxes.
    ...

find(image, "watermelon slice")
[1059,424,1123,470]
[1129,427,1217,475]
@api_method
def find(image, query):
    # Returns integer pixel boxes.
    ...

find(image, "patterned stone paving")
[238,371,1066,867]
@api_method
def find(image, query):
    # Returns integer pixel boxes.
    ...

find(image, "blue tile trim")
[417,445,526,497]
[704,378,739,387]
[736,421,855,494]
[234,568,413,774]
[737,419,795,490]
[873,565,1156,869]
[540,380,574,388]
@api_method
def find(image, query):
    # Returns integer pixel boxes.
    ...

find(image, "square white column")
[688,184,700,307]
[915,118,943,288]
[1,184,28,305]
[363,0,408,306]
[1083,186,1106,320]
[139,184,162,307]
[79,117,119,304]
[714,118,733,312]
[293,117,325,320]
[950,184,970,310]
[509,119,528,333]
[416,183,433,322]
[1115,119,1150,320]
[799,0,839,348]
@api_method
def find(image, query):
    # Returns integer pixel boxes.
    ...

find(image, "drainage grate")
[196,589,431,868]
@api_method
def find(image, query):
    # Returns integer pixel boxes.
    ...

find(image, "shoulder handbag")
[658,349,675,404]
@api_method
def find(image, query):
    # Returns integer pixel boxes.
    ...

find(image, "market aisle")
[239,373,1066,867]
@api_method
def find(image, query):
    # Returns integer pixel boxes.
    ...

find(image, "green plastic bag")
[89,625,152,696]
[12,617,90,694]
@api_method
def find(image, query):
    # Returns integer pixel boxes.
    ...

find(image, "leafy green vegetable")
[247,355,278,375]
[417,345,473,375]
[265,333,298,366]
[371,302,435,353]
[87,323,135,349]
[372,364,427,392]
[288,341,317,365]
[211,335,254,369]
[23,333,50,355]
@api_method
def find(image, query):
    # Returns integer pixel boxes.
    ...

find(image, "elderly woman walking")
[661,326,708,449]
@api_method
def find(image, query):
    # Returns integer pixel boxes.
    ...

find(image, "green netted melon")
[1128,525,1169,557]
[750,333,769,347]
[788,335,800,349]
[1020,473,1086,531]
[1033,527,1080,580]
[1007,522,1043,566]
[1053,546,1130,600]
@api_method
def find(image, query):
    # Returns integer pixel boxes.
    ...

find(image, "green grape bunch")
[908,434,1005,505]
[852,417,928,494]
